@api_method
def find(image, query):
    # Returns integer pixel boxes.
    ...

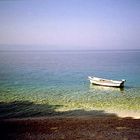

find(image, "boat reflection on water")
[89,84,124,93]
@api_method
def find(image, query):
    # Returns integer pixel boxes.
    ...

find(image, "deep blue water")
[0,50,140,118]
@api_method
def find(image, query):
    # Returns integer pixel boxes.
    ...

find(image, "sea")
[0,50,140,118]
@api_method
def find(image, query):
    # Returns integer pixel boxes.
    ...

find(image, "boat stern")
[120,79,126,87]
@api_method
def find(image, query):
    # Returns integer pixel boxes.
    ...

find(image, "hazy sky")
[0,0,140,50]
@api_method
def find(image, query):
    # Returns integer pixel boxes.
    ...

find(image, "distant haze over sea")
[0,44,140,51]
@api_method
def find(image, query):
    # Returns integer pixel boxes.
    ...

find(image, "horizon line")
[0,49,140,52]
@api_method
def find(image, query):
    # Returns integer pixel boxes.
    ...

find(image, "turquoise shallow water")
[0,50,140,118]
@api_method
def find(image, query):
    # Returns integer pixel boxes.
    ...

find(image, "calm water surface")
[0,50,140,118]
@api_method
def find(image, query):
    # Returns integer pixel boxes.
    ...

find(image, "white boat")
[88,76,126,87]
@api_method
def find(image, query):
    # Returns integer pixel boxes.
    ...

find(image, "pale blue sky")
[0,0,140,50]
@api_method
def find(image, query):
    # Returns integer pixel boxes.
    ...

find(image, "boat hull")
[88,76,125,87]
